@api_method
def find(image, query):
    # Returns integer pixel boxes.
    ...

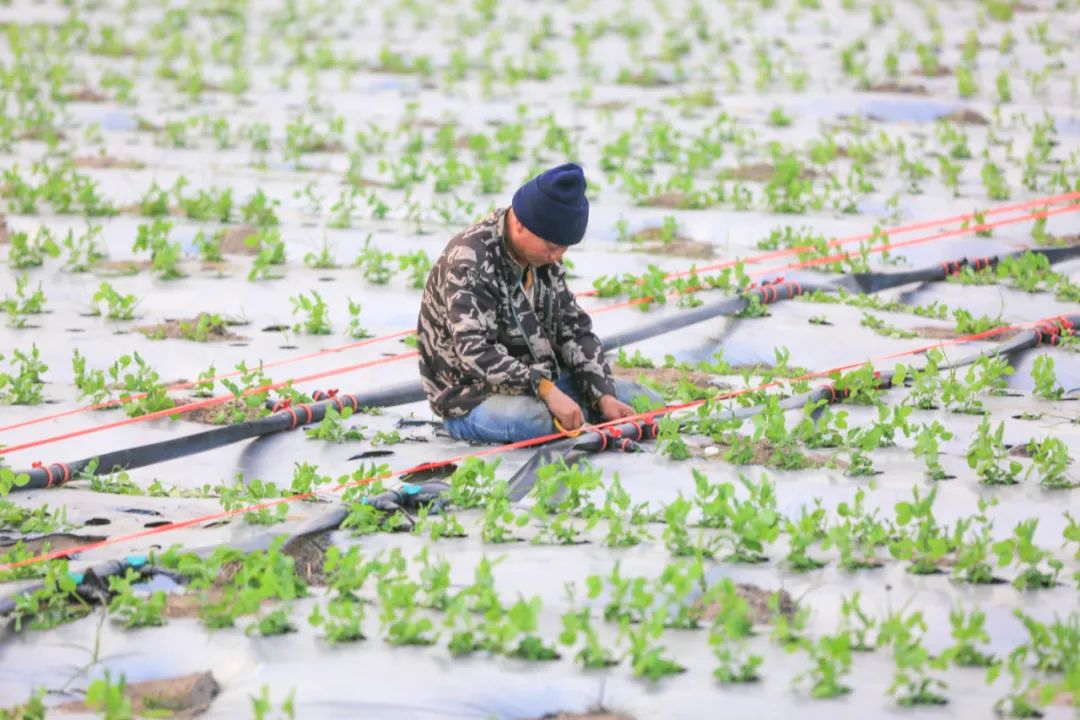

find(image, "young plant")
[966,418,1021,485]
[877,609,949,706]
[1030,355,1063,400]
[91,282,138,320]
[133,218,184,279]
[707,582,762,684]
[795,629,853,699]
[345,298,371,339]
[290,290,332,335]
[0,344,48,405]
[947,606,995,667]
[993,518,1062,590]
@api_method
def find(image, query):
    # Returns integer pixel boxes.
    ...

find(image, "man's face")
[509,213,568,266]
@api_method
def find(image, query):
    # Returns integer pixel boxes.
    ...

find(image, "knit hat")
[511,163,589,247]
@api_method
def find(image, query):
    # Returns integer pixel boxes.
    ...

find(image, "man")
[417,163,660,443]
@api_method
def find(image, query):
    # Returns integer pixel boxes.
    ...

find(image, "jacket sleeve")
[553,273,617,407]
[447,266,547,396]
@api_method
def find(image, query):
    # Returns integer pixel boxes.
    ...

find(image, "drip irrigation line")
[505,314,1079,500]
[5,242,1078,483]
[577,189,1080,295]
[5,192,1075,436]
[0,314,1071,588]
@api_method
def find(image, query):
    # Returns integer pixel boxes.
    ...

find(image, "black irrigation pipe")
[7,245,1078,492]
[503,313,1080,500]
[2,315,1075,623]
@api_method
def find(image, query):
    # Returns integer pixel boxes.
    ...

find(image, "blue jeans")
[442,373,662,444]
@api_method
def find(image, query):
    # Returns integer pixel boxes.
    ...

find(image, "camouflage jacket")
[417,208,616,419]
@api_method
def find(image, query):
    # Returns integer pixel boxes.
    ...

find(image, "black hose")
[8,248,1076,491]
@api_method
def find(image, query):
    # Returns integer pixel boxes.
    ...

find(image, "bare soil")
[693,437,840,470]
[135,314,248,343]
[943,108,989,125]
[284,529,332,585]
[0,534,105,556]
[175,397,268,425]
[912,65,953,78]
[64,87,109,103]
[912,325,1020,340]
[218,224,260,255]
[0,214,9,244]
[864,81,929,95]
[72,154,146,170]
[695,583,798,625]
[59,671,219,718]
[628,227,714,259]
[612,365,718,389]
[723,162,817,182]
[640,191,691,208]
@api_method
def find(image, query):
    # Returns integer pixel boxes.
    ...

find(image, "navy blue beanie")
[511,163,589,247]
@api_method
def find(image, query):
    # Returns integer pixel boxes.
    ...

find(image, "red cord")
[1,316,1069,575]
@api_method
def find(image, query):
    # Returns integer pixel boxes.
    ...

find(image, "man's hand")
[598,394,635,422]
[543,386,585,431]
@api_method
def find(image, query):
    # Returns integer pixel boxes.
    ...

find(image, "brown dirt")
[641,191,690,209]
[218,225,260,255]
[164,588,224,619]
[912,326,1019,340]
[612,366,717,389]
[693,437,838,470]
[175,397,267,425]
[696,583,797,625]
[59,671,219,717]
[0,534,105,556]
[538,712,634,720]
[864,81,929,95]
[283,529,332,586]
[0,215,9,244]
[1037,233,1079,247]
[94,259,150,274]
[628,227,714,259]
[73,154,146,170]
[723,163,817,182]
[64,87,109,103]
[134,314,248,343]
[943,108,989,125]
[912,65,953,78]
[590,100,632,112]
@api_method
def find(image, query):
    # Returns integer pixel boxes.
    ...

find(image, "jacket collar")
[493,207,527,277]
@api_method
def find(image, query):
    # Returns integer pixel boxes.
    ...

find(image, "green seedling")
[290,290,332,334]
[91,282,138,320]
[1024,436,1073,488]
[345,298,371,339]
[795,629,853,699]
[355,236,395,284]
[0,344,47,405]
[707,580,761,683]
[966,418,1021,485]
[878,609,949,706]
[61,224,107,271]
[305,406,364,442]
[107,567,166,628]
[993,519,1062,590]
[1030,355,1063,400]
[133,217,184,279]
[948,606,995,667]
[839,592,876,652]
[6,228,60,269]
[2,274,46,328]
[86,671,133,719]
[889,486,950,575]
[952,498,999,584]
